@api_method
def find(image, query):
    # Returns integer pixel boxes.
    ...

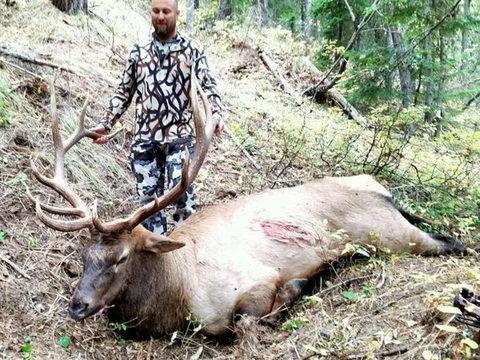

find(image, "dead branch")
[344,346,409,359]
[0,253,32,279]
[0,46,80,75]
[259,50,299,101]
[258,51,368,127]
[0,57,45,80]
[313,274,376,297]
[302,0,379,96]
[224,125,259,171]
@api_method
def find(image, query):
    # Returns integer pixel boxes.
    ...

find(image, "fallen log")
[0,46,80,75]
[327,90,369,127]
[258,49,368,127]
[258,50,298,101]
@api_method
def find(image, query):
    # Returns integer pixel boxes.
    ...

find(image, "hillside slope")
[0,0,479,359]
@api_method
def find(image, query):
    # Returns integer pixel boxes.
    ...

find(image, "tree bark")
[424,0,434,123]
[216,0,232,20]
[327,90,369,127]
[257,0,269,27]
[51,0,87,15]
[461,0,470,71]
[435,34,446,137]
[385,26,394,90]
[301,0,312,41]
[259,51,297,99]
[389,24,413,108]
[186,0,195,35]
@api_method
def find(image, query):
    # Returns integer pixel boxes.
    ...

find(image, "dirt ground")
[1,0,479,359]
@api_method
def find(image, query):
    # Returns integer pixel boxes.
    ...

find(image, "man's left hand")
[213,113,224,135]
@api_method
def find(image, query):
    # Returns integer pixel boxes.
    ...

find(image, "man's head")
[151,0,179,41]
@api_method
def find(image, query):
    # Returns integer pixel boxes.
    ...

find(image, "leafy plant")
[22,336,33,359]
[361,285,374,298]
[0,74,19,127]
[59,336,70,349]
[110,322,128,331]
[342,291,356,300]
[0,231,6,244]
[12,173,28,187]
[285,319,303,330]
[341,243,371,258]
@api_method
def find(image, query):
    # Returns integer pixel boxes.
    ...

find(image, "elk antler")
[28,83,123,232]
[92,73,215,232]
[31,73,215,234]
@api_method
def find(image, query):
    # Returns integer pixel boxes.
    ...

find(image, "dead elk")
[29,82,465,339]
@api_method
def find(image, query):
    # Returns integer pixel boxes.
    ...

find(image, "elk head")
[28,75,215,320]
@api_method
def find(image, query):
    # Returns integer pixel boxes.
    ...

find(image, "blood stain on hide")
[260,220,316,246]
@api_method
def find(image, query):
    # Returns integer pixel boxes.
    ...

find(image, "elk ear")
[142,233,186,254]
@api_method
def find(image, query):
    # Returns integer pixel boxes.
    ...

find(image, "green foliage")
[59,336,71,348]
[361,284,374,298]
[0,231,5,244]
[12,173,28,187]
[22,336,33,359]
[285,319,303,330]
[0,74,19,127]
[342,291,356,300]
[341,243,371,258]
[110,322,128,331]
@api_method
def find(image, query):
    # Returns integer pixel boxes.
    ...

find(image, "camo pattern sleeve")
[101,46,139,132]
[193,45,222,115]
[103,33,222,144]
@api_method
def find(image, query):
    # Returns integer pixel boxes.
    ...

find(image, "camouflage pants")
[130,140,197,235]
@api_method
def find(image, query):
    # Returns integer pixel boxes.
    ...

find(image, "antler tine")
[64,96,124,153]
[29,84,94,232]
[35,197,92,232]
[92,147,191,233]
[187,74,214,183]
[93,71,213,232]
[26,187,85,216]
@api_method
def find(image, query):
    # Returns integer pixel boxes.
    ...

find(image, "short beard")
[154,23,176,40]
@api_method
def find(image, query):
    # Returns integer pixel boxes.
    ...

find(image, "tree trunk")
[424,0,434,123]
[257,0,269,27]
[389,24,413,108]
[385,26,394,90]
[51,0,87,15]
[186,0,195,35]
[301,0,312,41]
[461,0,470,71]
[435,33,446,137]
[216,0,232,20]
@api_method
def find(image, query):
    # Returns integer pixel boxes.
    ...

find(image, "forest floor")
[1,0,480,359]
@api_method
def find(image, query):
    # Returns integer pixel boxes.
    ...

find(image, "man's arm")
[194,47,224,134]
[92,45,139,143]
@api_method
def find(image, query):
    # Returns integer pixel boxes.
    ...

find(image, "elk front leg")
[266,279,308,325]
[234,278,309,326]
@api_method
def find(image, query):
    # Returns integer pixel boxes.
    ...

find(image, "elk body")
[30,80,465,339]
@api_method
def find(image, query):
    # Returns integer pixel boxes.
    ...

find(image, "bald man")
[92,0,224,235]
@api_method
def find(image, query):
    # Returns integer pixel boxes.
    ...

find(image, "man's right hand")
[90,124,110,144]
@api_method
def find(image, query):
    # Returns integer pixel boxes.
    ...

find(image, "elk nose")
[69,298,90,320]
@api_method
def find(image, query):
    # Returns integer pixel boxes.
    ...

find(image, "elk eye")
[117,255,129,265]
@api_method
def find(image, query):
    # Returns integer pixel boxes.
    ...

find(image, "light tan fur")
[69,175,463,338]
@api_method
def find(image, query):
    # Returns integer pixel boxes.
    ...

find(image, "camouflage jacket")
[101,32,222,145]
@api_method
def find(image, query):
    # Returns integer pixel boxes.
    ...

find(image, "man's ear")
[141,233,186,253]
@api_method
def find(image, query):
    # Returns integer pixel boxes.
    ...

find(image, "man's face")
[151,0,179,40]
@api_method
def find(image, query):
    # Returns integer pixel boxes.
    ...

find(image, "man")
[91,0,224,235]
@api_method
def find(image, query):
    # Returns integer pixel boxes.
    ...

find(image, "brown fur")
[69,175,465,338]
